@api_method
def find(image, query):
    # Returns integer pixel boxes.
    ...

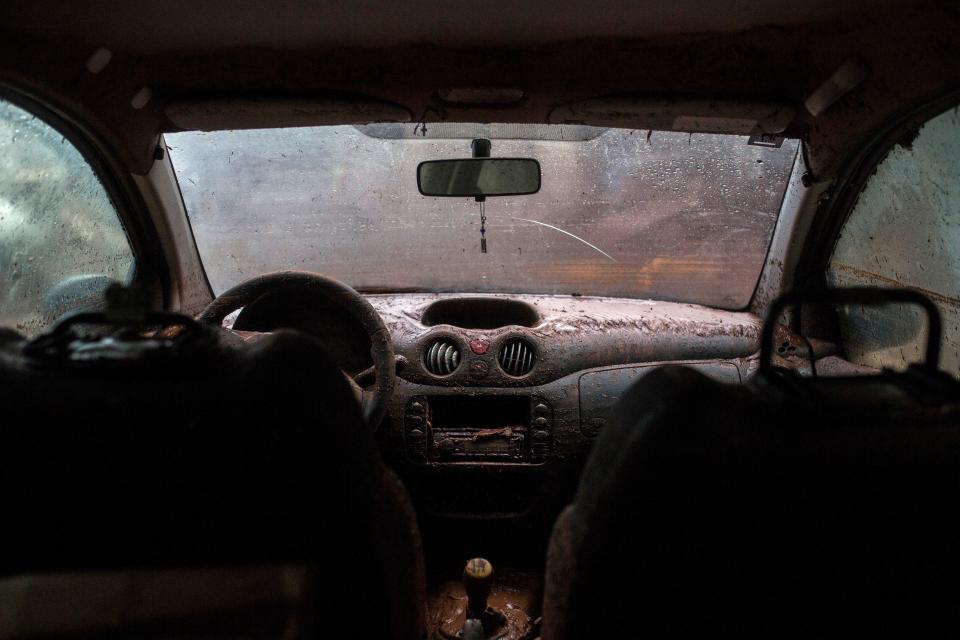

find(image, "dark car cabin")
[0,1,959,638]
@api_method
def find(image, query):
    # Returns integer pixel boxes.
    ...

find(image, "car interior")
[0,1,958,638]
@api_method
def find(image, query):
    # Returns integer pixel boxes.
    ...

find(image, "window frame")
[0,83,169,314]
[795,88,960,289]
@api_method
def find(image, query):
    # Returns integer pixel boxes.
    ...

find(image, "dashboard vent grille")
[424,339,461,375]
[498,339,535,377]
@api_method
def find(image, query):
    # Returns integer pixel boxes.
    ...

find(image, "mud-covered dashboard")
[368,293,761,521]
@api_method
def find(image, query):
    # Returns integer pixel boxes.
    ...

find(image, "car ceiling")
[0,0,958,179]
[0,0,902,51]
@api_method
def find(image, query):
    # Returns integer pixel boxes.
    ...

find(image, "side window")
[826,105,959,375]
[0,97,134,336]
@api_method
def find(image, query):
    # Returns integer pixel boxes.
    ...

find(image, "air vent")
[424,339,461,376]
[498,339,536,377]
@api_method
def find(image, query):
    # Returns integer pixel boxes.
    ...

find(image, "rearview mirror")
[417,158,541,197]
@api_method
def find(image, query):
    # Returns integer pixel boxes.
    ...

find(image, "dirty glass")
[167,124,798,309]
[0,98,134,336]
[827,105,960,376]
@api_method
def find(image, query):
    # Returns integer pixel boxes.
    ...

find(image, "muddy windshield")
[167,124,798,309]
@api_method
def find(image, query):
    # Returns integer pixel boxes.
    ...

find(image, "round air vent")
[498,339,536,377]
[424,339,461,376]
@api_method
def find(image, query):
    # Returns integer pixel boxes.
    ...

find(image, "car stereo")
[404,395,552,463]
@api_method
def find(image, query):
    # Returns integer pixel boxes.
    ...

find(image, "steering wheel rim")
[197,270,395,429]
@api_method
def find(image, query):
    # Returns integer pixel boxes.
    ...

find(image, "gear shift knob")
[463,557,494,619]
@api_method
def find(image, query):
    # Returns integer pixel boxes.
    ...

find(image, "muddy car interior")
[1,1,959,638]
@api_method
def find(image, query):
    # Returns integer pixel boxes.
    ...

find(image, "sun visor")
[549,97,796,136]
[164,96,412,131]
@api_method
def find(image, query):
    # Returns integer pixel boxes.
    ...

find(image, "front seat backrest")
[0,325,426,639]
[543,364,960,638]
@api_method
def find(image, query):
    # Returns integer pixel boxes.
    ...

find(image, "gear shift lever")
[463,557,494,619]
[439,557,519,639]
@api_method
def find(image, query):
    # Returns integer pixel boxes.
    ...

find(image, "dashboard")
[367,293,761,521]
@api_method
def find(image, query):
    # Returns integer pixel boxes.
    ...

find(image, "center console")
[404,395,553,464]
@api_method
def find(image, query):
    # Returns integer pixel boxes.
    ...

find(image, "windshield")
[168,124,798,309]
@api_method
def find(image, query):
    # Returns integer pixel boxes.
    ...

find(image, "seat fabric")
[0,327,426,639]
[544,365,960,638]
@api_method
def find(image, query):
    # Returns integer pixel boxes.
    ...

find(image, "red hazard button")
[469,337,490,354]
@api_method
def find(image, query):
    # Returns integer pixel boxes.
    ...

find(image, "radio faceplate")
[429,427,526,461]
[404,395,552,463]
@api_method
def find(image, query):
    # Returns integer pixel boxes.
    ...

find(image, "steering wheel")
[197,271,395,429]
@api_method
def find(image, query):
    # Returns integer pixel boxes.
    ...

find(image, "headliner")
[0,0,957,177]
[3,0,898,51]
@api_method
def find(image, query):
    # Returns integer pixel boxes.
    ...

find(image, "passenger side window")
[826,105,959,375]
[0,97,134,336]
